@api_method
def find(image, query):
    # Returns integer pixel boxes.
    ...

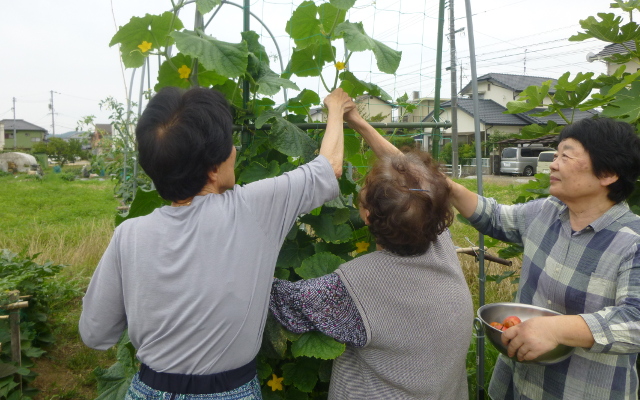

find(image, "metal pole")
[449,0,459,179]
[430,0,446,160]
[50,90,55,136]
[12,97,16,149]
[241,0,251,150]
[464,0,486,398]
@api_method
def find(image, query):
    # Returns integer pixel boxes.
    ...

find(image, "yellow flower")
[178,64,192,79]
[335,61,346,70]
[355,241,369,253]
[267,374,284,391]
[138,41,152,53]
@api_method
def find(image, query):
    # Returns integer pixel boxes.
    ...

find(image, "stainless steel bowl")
[477,302,575,365]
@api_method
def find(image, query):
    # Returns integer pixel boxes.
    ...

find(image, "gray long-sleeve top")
[79,156,338,375]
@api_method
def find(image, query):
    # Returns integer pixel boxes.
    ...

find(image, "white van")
[537,151,556,174]
[500,146,555,176]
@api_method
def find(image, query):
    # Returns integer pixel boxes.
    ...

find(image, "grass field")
[0,169,525,399]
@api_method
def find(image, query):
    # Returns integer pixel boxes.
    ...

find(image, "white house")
[423,73,598,146]
[591,41,640,75]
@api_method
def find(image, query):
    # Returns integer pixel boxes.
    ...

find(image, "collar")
[554,196,630,233]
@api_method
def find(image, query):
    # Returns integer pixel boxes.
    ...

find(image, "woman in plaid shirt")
[449,117,640,399]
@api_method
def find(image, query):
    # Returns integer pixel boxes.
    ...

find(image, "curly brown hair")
[359,151,454,256]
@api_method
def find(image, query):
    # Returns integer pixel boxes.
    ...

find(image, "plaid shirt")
[470,195,640,400]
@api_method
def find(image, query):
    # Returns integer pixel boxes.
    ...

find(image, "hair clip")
[408,189,430,192]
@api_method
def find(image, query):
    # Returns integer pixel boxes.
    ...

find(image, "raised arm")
[344,106,402,158]
[447,178,479,219]
[320,88,354,178]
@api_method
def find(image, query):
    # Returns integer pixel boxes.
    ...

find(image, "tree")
[33,137,85,167]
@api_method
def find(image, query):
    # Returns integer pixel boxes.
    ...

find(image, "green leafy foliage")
[109,12,184,68]
[171,30,249,78]
[115,188,170,227]
[94,332,138,400]
[335,21,402,74]
[0,250,77,399]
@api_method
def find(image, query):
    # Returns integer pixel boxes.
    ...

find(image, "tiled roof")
[424,99,532,126]
[460,73,558,95]
[0,119,47,132]
[523,108,599,125]
[595,41,636,58]
[423,99,597,127]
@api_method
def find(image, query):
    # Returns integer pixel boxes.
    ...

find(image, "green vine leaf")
[335,21,401,74]
[505,82,551,114]
[569,13,640,43]
[276,239,315,270]
[171,30,248,78]
[287,43,336,77]
[286,1,322,49]
[196,0,222,15]
[602,80,640,123]
[329,0,356,10]
[270,117,318,162]
[339,71,391,100]
[299,214,353,244]
[242,30,270,65]
[155,53,227,91]
[610,0,640,12]
[238,160,280,184]
[295,252,345,279]
[256,70,300,96]
[287,89,321,115]
[261,314,289,360]
[291,331,345,360]
[109,12,185,68]
[319,3,347,35]
[115,188,170,227]
[282,358,320,393]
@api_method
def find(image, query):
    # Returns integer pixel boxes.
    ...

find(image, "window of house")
[487,83,491,91]
[25,133,30,137]
[31,138,41,142]
[5,134,13,139]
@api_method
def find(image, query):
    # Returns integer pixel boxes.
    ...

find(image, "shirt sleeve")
[468,195,544,245]
[269,273,367,347]
[238,155,339,245]
[78,229,127,350]
[581,245,640,354]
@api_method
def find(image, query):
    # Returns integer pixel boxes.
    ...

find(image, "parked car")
[500,146,555,176]
[537,151,556,174]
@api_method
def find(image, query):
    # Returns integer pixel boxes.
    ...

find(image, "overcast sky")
[1,0,621,135]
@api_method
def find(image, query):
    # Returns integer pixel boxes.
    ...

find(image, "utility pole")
[449,0,460,179]
[12,97,16,149]
[49,90,56,136]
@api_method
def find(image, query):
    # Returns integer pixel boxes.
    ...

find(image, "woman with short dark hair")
[270,109,473,399]
[79,86,354,399]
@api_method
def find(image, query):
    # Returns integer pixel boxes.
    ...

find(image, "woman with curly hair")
[270,107,473,399]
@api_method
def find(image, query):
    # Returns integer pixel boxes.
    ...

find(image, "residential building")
[306,95,395,126]
[398,91,450,123]
[591,41,640,75]
[91,124,113,155]
[355,95,395,123]
[422,73,597,147]
[0,119,47,151]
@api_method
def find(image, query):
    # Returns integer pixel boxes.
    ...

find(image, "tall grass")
[0,171,117,280]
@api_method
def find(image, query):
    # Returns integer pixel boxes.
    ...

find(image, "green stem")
[316,60,331,92]
[549,96,571,124]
